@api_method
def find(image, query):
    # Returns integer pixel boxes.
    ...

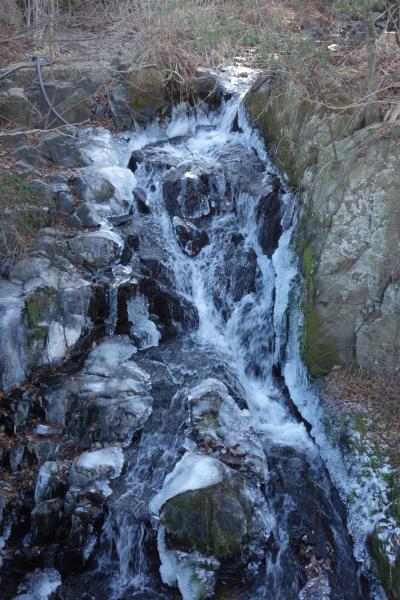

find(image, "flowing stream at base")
[15,70,377,599]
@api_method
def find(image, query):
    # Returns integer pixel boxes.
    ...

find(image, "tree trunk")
[364,10,380,125]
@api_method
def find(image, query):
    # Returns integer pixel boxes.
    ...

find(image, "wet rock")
[68,447,124,487]
[193,68,225,110]
[134,187,151,214]
[34,461,60,503]
[73,165,135,216]
[256,176,283,258]
[214,142,265,198]
[188,379,266,478]
[172,217,209,257]
[128,143,182,174]
[31,497,64,544]
[68,230,123,267]
[138,277,199,339]
[162,161,225,219]
[152,453,255,559]
[211,232,258,318]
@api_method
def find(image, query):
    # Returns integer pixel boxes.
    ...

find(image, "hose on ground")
[34,56,69,126]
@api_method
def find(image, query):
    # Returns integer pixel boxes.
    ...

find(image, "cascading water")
[7,69,378,600]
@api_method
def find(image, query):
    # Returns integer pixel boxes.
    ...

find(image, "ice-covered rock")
[188,378,266,479]
[14,568,61,600]
[0,280,27,390]
[69,447,124,487]
[73,165,136,216]
[69,337,153,446]
[34,461,60,503]
[158,526,219,600]
[68,230,124,267]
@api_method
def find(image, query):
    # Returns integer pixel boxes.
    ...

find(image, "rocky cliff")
[246,74,400,377]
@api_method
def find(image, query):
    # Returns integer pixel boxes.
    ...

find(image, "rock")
[172,217,209,257]
[126,68,169,123]
[256,176,283,258]
[10,257,51,283]
[31,497,64,543]
[73,165,135,216]
[128,144,181,174]
[34,461,60,503]
[39,131,83,167]
[68,338,153,446]
[109,84,134,131]
[188,379,266,478]
[68,447,124,487]
[64,213,82,229]
[163,161,225,219]
[193,68,224,110]
[68,230,123,267]
[56,191,74,214]
[76,203,101,227]
[26,179,54,204]
[0,87,31,127]
[151,453,254,559]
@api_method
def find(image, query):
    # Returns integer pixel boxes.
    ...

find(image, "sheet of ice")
[150,452,224,515]
[13,568,61,600]
[0,284,27,390]
[157,526,218,600]
[84,336,137,375]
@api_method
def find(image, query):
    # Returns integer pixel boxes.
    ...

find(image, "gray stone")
[68,230,123,267]
[56,191,74,214]
[27,179,54,203]
[10,257,51,283]
[0,87,31,127]
[76,203,101,227]
[64,213,82,229]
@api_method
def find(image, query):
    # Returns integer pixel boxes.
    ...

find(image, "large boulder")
[68,230,123,267]
[151,453,253,558]
[163,160,226,220]
[188,379,266,479]
[68,337,153,446]
[73,165,136,216]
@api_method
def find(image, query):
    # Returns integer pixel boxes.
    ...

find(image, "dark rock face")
[162,161,225,219]
[172,217,209,257]
[211,232,258,319]
[256,176,283,258]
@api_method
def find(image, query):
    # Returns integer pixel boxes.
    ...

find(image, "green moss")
[368,531,400,599]
[161,482,247,559]
[302,245,314,278]
[301,303,342,378]
[127,68,166,113]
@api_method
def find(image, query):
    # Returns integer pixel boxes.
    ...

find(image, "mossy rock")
[161,481,250,559]
[126,68,169,119]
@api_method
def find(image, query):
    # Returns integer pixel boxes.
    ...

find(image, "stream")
[3,69,375,600]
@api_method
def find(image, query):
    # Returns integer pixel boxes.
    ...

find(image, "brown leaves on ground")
[325,369,400,468]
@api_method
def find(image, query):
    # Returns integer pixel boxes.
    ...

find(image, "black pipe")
[34,56,69,126]
[0,64,31,81]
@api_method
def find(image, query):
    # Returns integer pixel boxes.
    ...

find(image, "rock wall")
[245,75,400,376]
